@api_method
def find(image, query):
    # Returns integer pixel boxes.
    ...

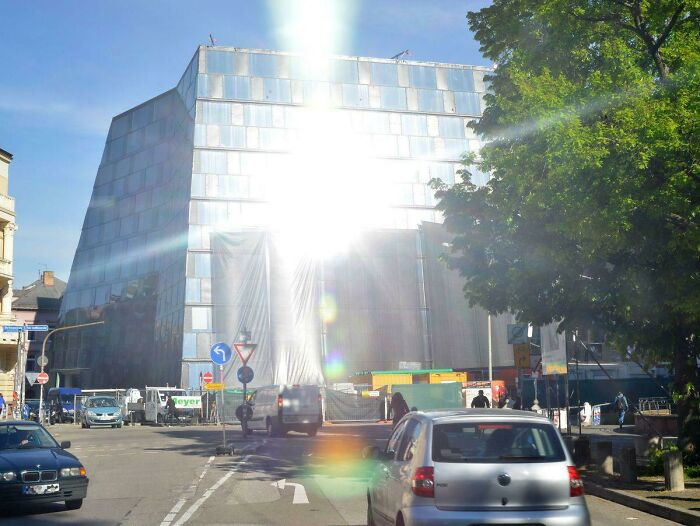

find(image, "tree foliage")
[435,0,700,455]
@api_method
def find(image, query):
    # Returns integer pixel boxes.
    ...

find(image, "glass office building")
[52,47,514,389]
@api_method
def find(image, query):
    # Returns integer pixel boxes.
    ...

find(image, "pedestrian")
[471,389,491,408]
[166,395,177,426]
[390,392,409,427]
[0,393,5,419]
[613,391,629,429]
[512,396,522,410]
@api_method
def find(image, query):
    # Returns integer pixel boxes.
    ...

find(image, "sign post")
[210,342,232,455]
[233,338,257,439]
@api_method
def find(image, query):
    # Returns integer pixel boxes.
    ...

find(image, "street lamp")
[38,320,105,423]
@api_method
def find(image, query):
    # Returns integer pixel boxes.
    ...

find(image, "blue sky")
[0,0,490,287]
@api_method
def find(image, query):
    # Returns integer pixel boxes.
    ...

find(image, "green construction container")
[395,383,463,411]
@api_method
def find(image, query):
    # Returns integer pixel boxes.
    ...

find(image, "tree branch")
[654,3,686,52]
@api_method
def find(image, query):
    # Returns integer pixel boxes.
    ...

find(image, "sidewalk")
[568,424,700,524]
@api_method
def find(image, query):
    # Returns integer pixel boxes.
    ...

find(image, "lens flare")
[320,293,337,324]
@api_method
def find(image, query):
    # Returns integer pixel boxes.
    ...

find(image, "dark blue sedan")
[0,420,88,510]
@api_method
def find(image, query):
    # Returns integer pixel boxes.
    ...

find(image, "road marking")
[160,456,216,526]
[171,455,251,526]
[270,479,309,504]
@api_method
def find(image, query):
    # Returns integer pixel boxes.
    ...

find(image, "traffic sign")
[27,325,49,331]
[2,325,23,333]
[204,383,224,391]
[233,342,257,364]
[210,342,232,365]
[513,343,530,369]
[507,324,529,345]
[235,404,253,421]
[37,355,48,367]
[25,372,39,385]
[237,366,254,384]
[37,372,49,385]
[202,372,214,384]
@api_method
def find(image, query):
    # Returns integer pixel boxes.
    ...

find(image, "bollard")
[663,451,685,491]
[619,447,637,483]
[594,441,614,475]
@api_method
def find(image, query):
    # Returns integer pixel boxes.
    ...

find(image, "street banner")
[540,323,567,375]
[512,344,530,369]
[172,396,202,409]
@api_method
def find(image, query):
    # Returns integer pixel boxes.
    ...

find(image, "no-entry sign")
[202,372,214,384]
[37,372,49,385]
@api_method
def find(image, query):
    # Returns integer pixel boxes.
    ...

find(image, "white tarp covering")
[211,231,324,387]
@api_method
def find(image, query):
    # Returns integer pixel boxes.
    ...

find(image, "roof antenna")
[209,34,217,47]
[390,49,410,61]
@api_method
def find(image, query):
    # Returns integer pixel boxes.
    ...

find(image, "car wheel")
[307,426,318,437]
[65,499,83,510]
[81,420,86,429]
[118,423,123,428]
[367,495,376,526]
[85,422,90,429]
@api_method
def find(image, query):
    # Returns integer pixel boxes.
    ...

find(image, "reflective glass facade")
[54,47,491,389]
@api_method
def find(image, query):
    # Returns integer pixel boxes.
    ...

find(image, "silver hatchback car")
[365,409,590,526]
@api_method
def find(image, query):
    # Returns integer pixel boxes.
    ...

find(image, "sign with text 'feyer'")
[171,396,202,410]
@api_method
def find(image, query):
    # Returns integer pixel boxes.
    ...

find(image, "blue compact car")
[81,396,123,429]
[0,421,88,510]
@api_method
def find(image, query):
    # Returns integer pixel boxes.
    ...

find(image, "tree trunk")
[672,332,700,464]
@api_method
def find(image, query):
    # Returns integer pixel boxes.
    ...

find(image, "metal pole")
[20,325,28,409]
[565,361,571,435]
[487,313,493,404]
[220,365,226,449]
[576,354,582,436]
[38,320,105,423]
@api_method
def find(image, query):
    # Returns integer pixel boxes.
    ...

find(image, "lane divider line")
[160,456,215,526]
[171,455,251,526]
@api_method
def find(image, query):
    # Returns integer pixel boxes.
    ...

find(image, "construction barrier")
[324,388,382,422]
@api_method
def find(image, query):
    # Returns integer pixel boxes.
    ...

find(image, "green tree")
[434,1,700,457]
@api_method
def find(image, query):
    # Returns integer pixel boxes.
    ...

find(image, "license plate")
[100,415,112,420]
[23,483,60,495]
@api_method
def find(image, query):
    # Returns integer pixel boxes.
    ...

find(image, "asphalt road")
[0,422,682,525]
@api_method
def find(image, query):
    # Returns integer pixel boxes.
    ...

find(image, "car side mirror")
[60,441,71,449]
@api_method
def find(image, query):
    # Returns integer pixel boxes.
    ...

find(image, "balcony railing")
[0,194,14,214]
[0,258,11,278]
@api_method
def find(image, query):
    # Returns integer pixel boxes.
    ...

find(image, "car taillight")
[411,467,434,498]
[277,395,283,410]
[568,466,584,497]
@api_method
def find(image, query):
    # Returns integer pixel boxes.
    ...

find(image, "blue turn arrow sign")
[210,342,232,365]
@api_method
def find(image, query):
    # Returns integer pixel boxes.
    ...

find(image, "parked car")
[365,409,590,526]
[0,420,88,510]
[81,396,123,429]
[248,385,322,437]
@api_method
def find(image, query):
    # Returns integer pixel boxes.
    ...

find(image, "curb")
[585,479,700,526]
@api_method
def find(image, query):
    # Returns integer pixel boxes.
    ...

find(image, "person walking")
[165,395,177,426]
[471,389,491,408]
[390,392,410,427]
[613,391,629,429]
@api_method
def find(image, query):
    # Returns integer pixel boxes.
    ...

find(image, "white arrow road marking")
[270,479,309,504]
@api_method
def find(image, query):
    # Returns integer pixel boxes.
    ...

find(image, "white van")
[248,385,322,437]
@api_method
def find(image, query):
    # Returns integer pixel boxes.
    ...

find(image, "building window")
[250,53,278,77]
[186,279,201,303]
[263,78,291,103]
[219,126,247,148]
[409,66,437,89]
[191,307,211,330]
[342,84,370,108]
[201,102,231,125]
[371,63,398,86]
[417,89,444,113]
[244,105,273,127]
[438,116,465,138]
[401,114,428,136]
[447,68,475,92]
[207,50,236,74]
[379,86,406,110]
[330,60,359,84]
[454,92,481,115]
[223,76,251,100]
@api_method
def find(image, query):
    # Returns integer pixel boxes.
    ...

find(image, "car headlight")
[1,471,16,482]
[60,467,86,477]
[87,411,97,417]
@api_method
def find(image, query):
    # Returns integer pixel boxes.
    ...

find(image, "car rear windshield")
[432,421,566,463]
